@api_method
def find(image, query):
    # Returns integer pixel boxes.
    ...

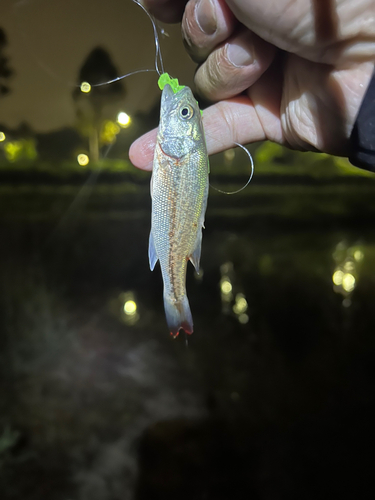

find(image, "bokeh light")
[233,293,248,315]
[80,81,91,93]
[124,300,137,316]
[117,112,131,128]
[77,154,89,166]
[101,120,120,144]
[354,250,364,262]
[238,313,249,324]
[121,292,139,325]
[342,273,356,293]
[332,270,344,286]
[221,279,232,295]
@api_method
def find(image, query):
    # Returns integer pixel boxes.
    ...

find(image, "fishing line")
[91,68,157,87]
[92,0,164,88]
[134,0,165,77]
[209,143,254,195]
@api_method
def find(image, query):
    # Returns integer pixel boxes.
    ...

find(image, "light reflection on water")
[331,240,365,303]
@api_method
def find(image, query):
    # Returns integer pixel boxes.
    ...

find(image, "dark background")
[1,1,375,499]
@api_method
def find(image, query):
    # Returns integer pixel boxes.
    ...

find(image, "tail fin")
[163,294,193,337]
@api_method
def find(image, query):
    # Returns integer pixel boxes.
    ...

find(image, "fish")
[149,83,209,337]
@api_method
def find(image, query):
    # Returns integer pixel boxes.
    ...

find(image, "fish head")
[158,84,205,159]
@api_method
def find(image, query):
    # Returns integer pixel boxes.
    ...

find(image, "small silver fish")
[149,84,209,337]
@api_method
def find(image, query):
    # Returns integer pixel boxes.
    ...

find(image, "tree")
[72,47,125,162]
[0,28,12,97]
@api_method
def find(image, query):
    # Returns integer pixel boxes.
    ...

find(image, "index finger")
[141,0,188,23]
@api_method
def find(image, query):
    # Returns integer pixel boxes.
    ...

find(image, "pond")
[1,162,375,499]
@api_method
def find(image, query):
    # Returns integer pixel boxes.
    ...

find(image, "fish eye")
[179,105,194,119]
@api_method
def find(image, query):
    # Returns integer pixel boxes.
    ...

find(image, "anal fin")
[189,230,202,273]
[148,231,158,271]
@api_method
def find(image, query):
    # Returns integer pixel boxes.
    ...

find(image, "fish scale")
[149,84,209,337]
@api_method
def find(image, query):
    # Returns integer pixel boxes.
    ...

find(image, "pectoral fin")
[148,231,158,271]
[189,230,202,273]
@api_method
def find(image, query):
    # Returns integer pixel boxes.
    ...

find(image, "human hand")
[130,0,375,170]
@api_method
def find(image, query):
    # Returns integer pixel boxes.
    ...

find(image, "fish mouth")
[161,84,175,104]
[161,83,190,106]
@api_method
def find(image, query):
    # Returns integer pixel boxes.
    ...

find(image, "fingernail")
[196,0,217,35]
[227,39,254,67]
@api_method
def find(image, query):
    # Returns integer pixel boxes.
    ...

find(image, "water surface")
[1,164,375,499]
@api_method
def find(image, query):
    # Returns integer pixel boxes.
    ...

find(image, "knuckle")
[214,101,237,143]
[195,49,232,98]
[282,100,318,151]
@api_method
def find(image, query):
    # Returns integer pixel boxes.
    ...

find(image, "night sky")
[1,0,195,132]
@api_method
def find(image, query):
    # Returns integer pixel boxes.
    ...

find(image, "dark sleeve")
[349,70,375,172]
